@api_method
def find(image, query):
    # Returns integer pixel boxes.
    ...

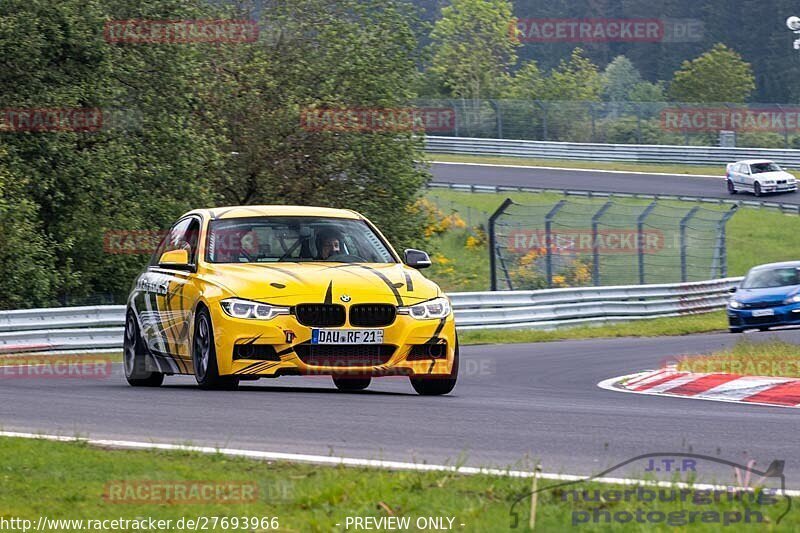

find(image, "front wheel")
[410,340,459,396]
[193,307,239,390]
[727,180,737,195]
[754,182,762,197]
[123,309,164,387]
[729,327,743,334]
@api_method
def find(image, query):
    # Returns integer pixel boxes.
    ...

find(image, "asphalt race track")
[430,162,800,205]
[2,329,800,487]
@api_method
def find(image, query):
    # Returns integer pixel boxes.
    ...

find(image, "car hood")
[199,262,442,306]
[754,171,796,181]
[734,285,800,304]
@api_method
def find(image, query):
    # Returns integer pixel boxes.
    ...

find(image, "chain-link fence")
[488,197,737,290]
[414,99,800,148]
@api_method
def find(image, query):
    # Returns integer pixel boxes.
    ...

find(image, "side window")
[150,218,200,266]
[743,165,751,175]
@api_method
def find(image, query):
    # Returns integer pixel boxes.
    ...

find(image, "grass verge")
[459,312,727,346]
[1,436,795,532]
[677,338,800,379]
[428,153,724,176]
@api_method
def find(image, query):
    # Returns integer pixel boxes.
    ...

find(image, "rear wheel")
[193,307,239,390]
[754,182,762,197]
[759,326,770,332]
[410,340,459,396]
[332,375,371,391]
[727,179,737,194]
[123,309,164,387]
[729,327,743,334]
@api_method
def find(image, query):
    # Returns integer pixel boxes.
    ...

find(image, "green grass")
[677,338,800,378]
[428,153,725,176]
[1,436,796,532]
[459,312,727,346]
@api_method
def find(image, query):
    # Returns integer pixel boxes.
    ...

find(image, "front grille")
[295,304,346,327]
[294,344,395,366]
[743,301,781,309]
[349,304,397,327]
[744,315,778,325]
[778,180,788,184]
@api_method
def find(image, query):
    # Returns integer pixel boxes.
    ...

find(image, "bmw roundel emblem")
[340,295,351,303]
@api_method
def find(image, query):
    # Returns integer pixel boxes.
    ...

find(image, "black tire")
[729,327,743,334]
[759,326,770,332]
[727,180,737,195]
[754,182,762,197]
[193,307,239,390]
[410,340,459,396]
[123,309,164,387]
[332,375,372,391]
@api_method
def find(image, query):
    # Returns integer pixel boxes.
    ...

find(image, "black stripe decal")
[324,282,333,304]
[404,271,414,292]
[357,266,403,306]
[424,317,447,345]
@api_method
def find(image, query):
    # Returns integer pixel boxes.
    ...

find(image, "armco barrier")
[425,136,800,168]
[0,278,741,352]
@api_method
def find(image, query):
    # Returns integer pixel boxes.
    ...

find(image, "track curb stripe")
[600,368,800,408]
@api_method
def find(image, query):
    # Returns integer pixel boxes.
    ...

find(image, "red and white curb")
[599,367,800,408]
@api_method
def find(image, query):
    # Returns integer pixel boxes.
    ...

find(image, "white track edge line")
[430,160,723,179]
[3,430,797,496]
[598,374,800,410]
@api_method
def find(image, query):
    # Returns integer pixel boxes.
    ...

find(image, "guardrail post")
[591,201,614,286]
[489,199,514,291]
[679,206,700,283]
[545,200,567,288]
[490,99,503,139]
[637,201,658,285]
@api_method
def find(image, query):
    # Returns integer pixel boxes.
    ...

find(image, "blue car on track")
[727,261,800,333]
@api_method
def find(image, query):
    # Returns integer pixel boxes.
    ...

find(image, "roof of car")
[750,260,800,271]
[185,205,363,220]
[735,159,775,165]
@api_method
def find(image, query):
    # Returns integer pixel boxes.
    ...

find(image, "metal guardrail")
[427,182,800,215]
[0,278,740,351]
[426,136,800,168]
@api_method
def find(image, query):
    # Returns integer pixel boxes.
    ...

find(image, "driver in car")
[316,228,344,260]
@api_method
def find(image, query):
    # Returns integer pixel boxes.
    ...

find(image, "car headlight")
[220,298,290,320]
[784,294,800,305]
[728,300,743,309]
[399,297,452,320]
[763,181,776,185]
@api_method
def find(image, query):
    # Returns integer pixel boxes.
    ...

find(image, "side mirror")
[728,286,738,294]
[159,249,190,268]
[404,249,432,269]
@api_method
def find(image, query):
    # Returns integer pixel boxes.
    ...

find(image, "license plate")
[752,309,775,317]
[311,329,384,345]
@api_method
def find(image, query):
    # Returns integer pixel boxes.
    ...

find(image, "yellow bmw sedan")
[123,206,458,395]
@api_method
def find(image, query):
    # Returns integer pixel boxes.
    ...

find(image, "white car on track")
[726,159,797,197]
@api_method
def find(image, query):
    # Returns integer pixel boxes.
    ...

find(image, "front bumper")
[208,304,457,378]
[759,184,797,194]
[727,302,800,329]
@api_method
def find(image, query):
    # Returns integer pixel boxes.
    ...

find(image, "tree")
[602,56,643,102]
[201,0,430,249]
[539,48,602,102]
[428,0,518,100]
[669,43,755,103]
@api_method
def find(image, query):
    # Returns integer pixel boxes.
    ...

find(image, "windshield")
[741,267,800,289]
[750,162,782,174]
[205,216,396,264]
